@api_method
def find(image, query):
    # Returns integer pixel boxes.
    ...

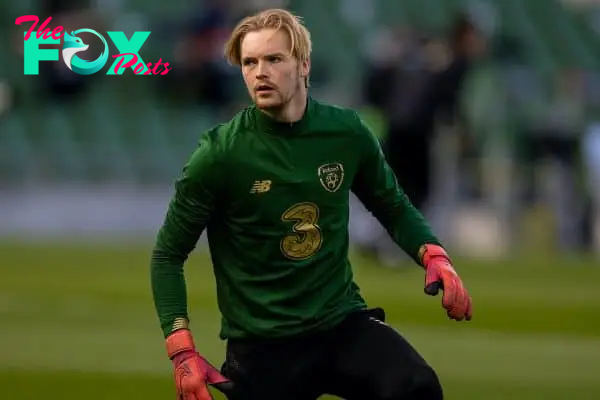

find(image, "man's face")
[240,28,309,111]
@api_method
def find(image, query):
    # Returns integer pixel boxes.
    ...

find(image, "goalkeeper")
[151,8,472,400]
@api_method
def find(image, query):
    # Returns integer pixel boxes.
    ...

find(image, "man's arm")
[151,129,234,398]
[350,114,440,265]
[351,113,472,321]
[151,131,222,338]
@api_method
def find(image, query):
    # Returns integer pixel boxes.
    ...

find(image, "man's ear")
[299,59,311,87]
[300,59,310,78]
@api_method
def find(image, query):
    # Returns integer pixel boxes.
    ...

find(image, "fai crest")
[318,163,344,192]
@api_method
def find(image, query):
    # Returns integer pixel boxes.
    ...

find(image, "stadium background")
[1,0,600,398]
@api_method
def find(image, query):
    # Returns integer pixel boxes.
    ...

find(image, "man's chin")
[254,97,282,110]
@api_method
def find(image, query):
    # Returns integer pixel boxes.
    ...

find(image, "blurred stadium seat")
[2,0,599,186]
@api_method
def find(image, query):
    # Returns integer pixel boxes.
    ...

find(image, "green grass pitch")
[0,240,599,399]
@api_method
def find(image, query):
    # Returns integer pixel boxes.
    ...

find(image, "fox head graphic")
[61,29,109,75]
[62,31,89,70]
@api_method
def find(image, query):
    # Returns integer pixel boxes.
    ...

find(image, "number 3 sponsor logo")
[280,202,322,260]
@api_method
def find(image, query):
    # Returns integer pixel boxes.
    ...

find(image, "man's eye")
[270,57,282,63]
[243,60,256,66]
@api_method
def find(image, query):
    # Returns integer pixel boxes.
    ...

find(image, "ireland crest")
[318,163,344,192]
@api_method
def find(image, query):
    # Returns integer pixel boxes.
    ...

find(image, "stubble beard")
[254,90,284,111]
[253,80,302,118]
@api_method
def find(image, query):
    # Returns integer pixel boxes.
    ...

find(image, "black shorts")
[220,308,443,400]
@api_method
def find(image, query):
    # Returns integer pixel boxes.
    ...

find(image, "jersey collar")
[253,97,314,136]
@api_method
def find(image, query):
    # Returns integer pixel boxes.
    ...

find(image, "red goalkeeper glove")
[421,244,472,321]
[166,329,233,399]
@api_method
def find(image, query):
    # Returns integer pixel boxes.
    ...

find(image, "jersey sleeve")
[151,129,223,338]
[350,113,442,264]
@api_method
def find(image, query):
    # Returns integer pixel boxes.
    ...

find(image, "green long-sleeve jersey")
[151,97,441,340]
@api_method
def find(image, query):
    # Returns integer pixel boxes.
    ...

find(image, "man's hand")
[420,244,472,321]
[167,329,234,399]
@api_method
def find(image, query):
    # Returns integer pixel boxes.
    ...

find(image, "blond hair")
[224,9,312,85]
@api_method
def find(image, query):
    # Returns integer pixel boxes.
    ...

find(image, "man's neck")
[263,90,308,123]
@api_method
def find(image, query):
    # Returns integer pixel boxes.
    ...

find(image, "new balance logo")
[250,180,272,193]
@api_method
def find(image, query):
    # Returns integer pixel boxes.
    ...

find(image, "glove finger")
[441,279,458,311]
[460,286,472,319]
[447,304,463,321]
[457,281,473,320]
[176,374,186,400]
[424,267,441,290]
[197,384,215,400]
[197,355,229,385]
[450,285,468,321]
[425,280,443,296]
[205,366,229,385]
[465,293,473,321]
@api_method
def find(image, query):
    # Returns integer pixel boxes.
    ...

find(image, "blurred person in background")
[355,14,486,265]
[583,122,600,253]
[349,25,408,261]
[160,0,237,111]
[524,68,587,252]
[382,14,485,214]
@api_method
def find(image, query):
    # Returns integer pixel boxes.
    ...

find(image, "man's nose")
[255,60,270,79]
